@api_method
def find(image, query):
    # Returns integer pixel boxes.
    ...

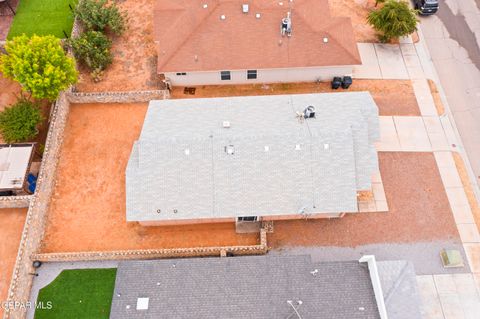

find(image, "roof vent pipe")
[281,12,292,37]
[242,4,249,13]
[359,255,388,319]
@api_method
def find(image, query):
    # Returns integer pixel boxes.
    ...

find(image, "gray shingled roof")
[377,260,422,319]
[126,92,379,222]
[110,255,381,319]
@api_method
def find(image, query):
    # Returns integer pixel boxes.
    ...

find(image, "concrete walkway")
[355,35,480,318]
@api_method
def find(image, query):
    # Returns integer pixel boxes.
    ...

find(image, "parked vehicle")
[413,0,439,15]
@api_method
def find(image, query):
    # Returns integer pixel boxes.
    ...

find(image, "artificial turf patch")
[7,0,77,39]
[34,268,117,319]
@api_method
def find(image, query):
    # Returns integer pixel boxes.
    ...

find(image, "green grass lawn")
[34,268,117,319]
[8,0,77,39]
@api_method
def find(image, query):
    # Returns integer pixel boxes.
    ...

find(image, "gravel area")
[269,240,470,275]
[269,152,460,247]
[171,79,420,116]
[0,208,27,317]
[41,103,258,253]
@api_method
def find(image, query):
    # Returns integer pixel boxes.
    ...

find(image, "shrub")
[74,0,127,36]
[367,0,418,42]
[0,96,43,143]
[69,31,112,81]
[0,35,78,100]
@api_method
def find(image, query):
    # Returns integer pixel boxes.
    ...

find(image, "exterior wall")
[139,212,343,226]
[164,65,354,86]
[139,217,235,226]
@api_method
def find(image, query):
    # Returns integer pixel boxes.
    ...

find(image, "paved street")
[420,0,480,191]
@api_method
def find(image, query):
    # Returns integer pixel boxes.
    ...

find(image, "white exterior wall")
[164,65,354,86]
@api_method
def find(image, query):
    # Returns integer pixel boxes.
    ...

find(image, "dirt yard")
[269,152,460,248]
[0,74,21,109]
[0,208,27,317]
[329,0,378,42]
[41,103,258,253]
[75,0,162,92]
[171,79,420,116]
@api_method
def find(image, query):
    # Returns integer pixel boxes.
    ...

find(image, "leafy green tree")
[367,0,418,42]
[0,96,43,143]
[68,31,112,81]
[75,0,128,36]
[0,35,78,100]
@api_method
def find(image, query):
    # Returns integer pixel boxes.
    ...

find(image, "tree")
[367,0,418,42]
[0,96,43,143]
[0,35,78,100]
[68,31,112,81]
[75,0,128,36]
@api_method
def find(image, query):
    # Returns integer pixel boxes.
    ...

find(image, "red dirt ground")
[329,0,378,43]
[171,80,421,116]
[41,103,258,253]
[0,74,21,109]
[269,152,460,248]
[0,208,26,316]
[75,0,162,92]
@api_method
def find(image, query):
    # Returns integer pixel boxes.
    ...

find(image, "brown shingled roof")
[154,0,361,73]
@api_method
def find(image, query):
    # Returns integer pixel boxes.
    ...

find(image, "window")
[237,216,258,222]
[176,72,187,76]
[220,71,231,81]
[247,70,257,80]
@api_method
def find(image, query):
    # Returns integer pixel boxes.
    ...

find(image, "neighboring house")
[126,92,380,226]
[153,0,361,86]
[110,255,422,319]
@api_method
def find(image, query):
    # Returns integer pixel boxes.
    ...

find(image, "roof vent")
[323,37,329,43]
[220,14,226,20]
[281,12,292,37]
[256,13,261,19]
[225,145,235,155]
[264,145,270,152]
[324,143,329,150]
[242,4,249,13]
[223,121,231,128]
[295,144,301,151]
[185,148,190,155]
[203,3,208,9]
[303,105,315,119]
[136,298,149,310]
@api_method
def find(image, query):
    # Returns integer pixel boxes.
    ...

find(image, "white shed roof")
[0,144,34,190]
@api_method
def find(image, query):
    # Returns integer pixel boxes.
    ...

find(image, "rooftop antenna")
[286,300,303,319]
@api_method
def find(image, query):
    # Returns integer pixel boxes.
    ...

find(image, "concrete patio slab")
[424,117,450,151]
[374,44,409,79]
[393,116,431,151]
[434,274,457,294]
[376,116,401,151]
[438,293,465,319]
[413,79,438,116]
[445,188,470,208]
[463,243,480,273]
[417,275,445,319]
[353,43,382,79]
[450,205,476,225]
[458,224,480,243]
[437,164,464,189]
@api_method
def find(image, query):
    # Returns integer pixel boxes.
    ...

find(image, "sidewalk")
[354,37,480,318]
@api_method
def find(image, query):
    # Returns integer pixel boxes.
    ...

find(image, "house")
[153,0,361,86]
[109,255,422,319]
[126,92,380,226]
